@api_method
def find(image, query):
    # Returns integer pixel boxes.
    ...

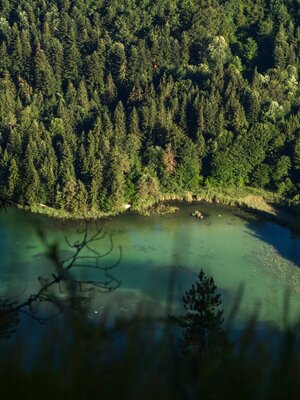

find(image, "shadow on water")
[1,292,300,400]
[234,211,300,268]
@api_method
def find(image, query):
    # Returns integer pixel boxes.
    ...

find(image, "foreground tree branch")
[0,222,122,337]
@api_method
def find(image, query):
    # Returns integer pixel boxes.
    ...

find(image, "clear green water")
[0,204,300,329]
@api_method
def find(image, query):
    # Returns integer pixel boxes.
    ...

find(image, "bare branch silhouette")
[0,222,122,335]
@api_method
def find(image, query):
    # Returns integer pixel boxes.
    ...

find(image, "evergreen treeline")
[0,0,299,213]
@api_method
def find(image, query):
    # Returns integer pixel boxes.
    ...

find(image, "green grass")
[18,186,297,233]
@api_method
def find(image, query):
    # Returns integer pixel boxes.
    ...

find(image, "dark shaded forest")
[0,0,299,214]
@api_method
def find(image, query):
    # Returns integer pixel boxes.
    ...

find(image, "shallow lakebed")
[0,203,300,330]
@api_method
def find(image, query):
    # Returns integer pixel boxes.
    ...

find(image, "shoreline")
[17,187,300,233]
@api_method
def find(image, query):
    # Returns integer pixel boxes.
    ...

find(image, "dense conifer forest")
[0,0,299,213]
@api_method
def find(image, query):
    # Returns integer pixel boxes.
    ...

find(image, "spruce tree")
[7,157,19,199]
[174,269,230,355]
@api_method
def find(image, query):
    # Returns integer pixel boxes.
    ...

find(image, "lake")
[0,203,300,331]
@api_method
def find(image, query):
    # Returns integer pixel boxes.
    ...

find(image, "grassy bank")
[153,187,300,233]
[18,203,117,221]
[154,186,279,213]
[18,186,300,232]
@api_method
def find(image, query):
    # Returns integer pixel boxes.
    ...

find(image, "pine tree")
[74,180,88,212]
[7,157,19,199]
[20,29,32,80]
[58,141,75,189]
[0,43,10,74]
[39,149,58,205]
[34,44,57,96]
[109,42,127,83]
[10,29,23,77]
[77,80,90,122]
[63,26,80,82]
[0,72,16,132]
[174,269,230,355]
[105,73,117,104]
[244,89,260,124]
[113,101,127,147]
[47,38,64,83]
[21,148,40,205]
[86,51,104,94]
[88,158,103,210]
[108,148,130,210]
[126,107,141,166]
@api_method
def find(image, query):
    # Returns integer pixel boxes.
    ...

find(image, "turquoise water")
[0,204,300,329]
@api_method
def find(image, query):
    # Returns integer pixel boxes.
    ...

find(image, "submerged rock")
[191,210,204,220]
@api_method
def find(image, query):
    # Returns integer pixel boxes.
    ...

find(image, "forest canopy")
[0,0,299,213]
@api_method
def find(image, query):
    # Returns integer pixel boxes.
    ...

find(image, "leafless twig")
[0,221,122,335]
